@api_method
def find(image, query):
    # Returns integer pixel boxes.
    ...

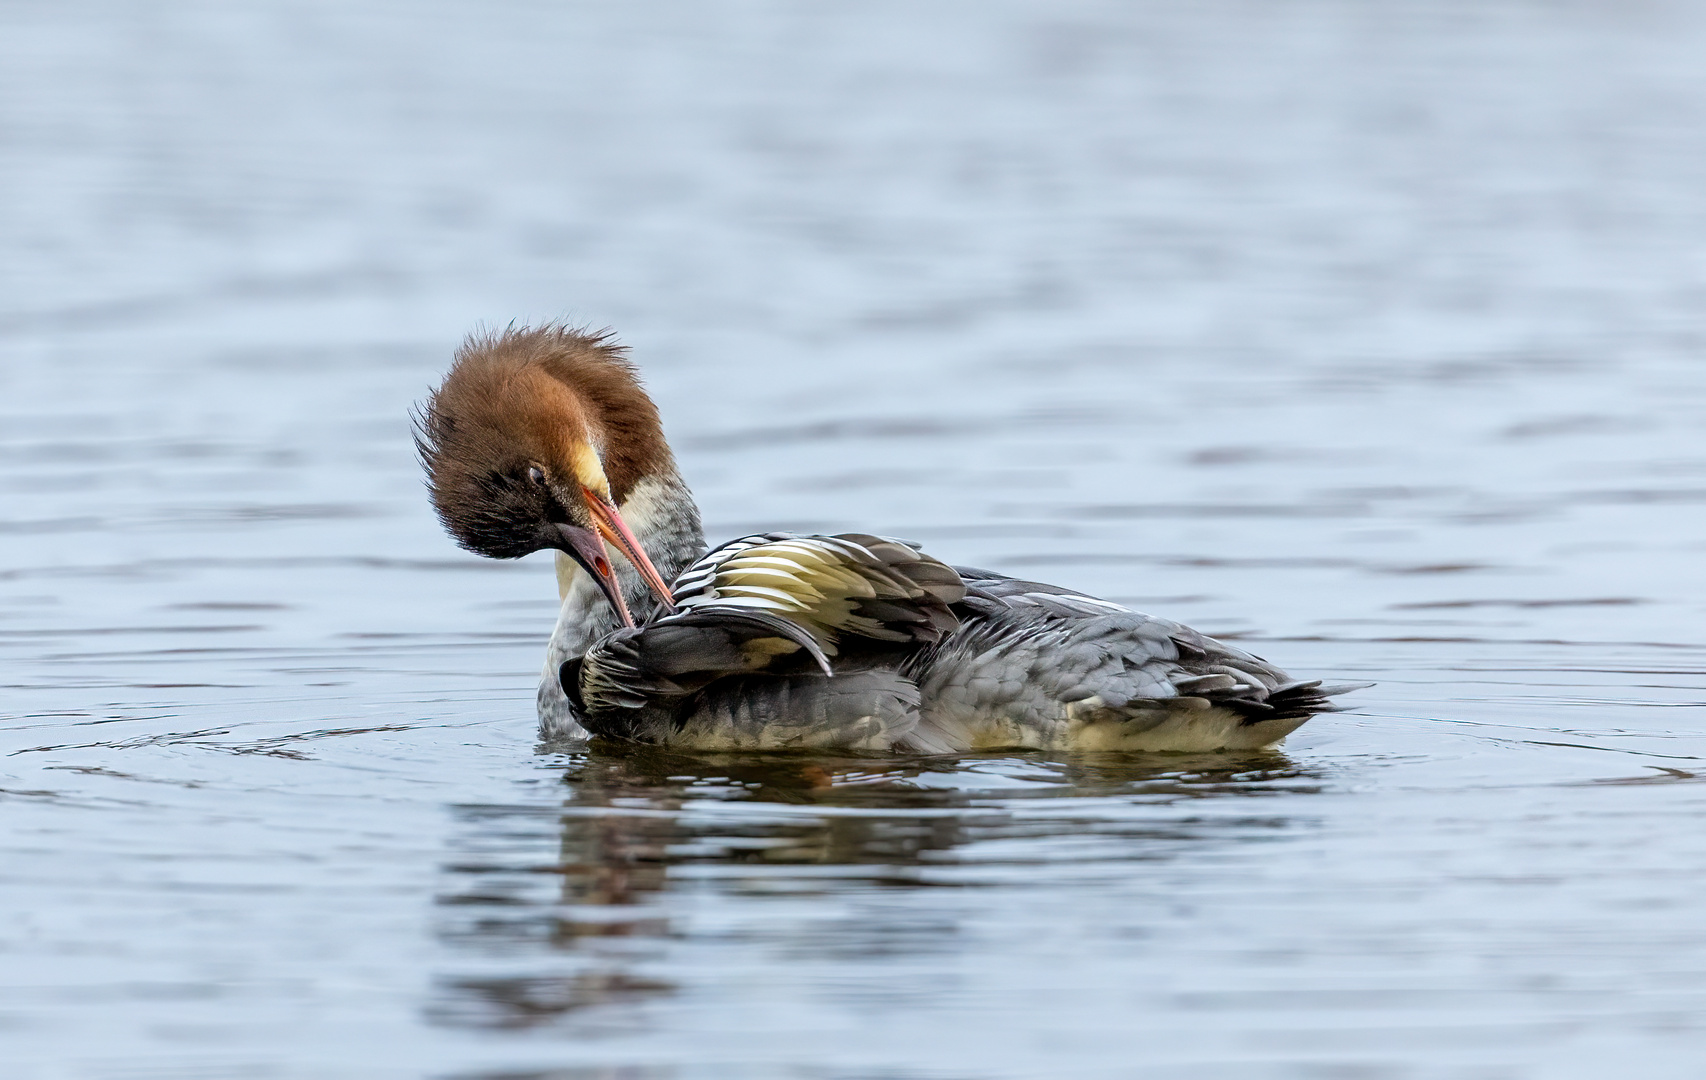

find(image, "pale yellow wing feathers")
[672,534,966,656]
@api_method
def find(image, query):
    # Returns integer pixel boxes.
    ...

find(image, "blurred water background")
[6,1,1706,1077]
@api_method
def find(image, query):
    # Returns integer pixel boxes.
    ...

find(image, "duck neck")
[538,469,706,738]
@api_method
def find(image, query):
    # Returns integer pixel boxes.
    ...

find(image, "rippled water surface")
[7,2,1706,1077]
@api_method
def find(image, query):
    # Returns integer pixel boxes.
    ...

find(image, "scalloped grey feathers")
[562,533,1367,751]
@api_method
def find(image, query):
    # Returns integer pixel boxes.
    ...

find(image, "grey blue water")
[5,2,1706,1077]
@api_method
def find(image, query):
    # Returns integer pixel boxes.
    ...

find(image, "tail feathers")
[1161,671,1373,725]
[1312,681,1377,699]
[1217,679,1374,724]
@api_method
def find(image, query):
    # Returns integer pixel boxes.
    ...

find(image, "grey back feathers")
[913,569,1367,751]
[556,534,1366,752]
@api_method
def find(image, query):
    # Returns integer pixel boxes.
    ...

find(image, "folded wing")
[568,534,965,738]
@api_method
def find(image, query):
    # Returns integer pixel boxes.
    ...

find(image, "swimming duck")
[415,325,1362,752]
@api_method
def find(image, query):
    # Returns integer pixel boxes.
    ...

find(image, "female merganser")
[415,325,1363,752]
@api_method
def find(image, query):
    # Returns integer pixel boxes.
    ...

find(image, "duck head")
[414,325,678,625]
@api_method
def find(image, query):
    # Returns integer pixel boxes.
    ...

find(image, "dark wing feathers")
[575,534,965,716]
[576,607,834,713]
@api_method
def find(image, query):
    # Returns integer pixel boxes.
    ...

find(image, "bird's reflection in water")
[431,745,1320,1033]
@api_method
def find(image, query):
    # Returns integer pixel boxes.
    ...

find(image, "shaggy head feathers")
[413,324,675,558]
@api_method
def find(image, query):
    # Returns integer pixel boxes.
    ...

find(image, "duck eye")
[527,465,546,486]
